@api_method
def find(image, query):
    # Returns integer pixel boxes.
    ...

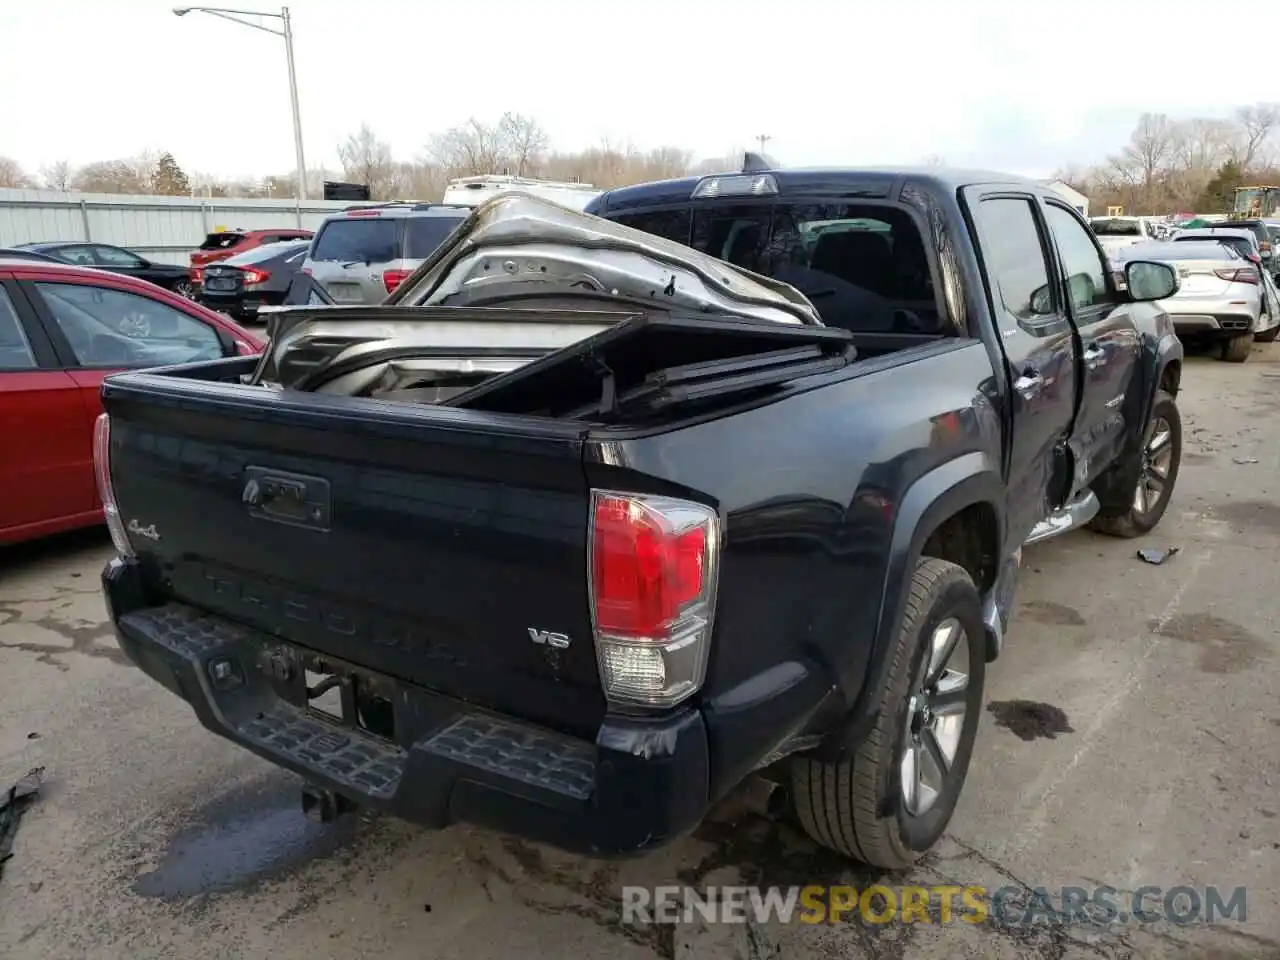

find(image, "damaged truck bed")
[98,178,1182,868]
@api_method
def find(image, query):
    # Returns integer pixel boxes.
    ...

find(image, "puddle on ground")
[1018,600,1086,626]
[132,779,359,900]
[1147,612,1269,674]
[1208,500,1280,535]
[986,701,1073,742]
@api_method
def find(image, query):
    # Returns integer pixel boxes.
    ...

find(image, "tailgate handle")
[242,467,332,530]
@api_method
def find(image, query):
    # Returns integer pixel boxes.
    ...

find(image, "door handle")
[1083,343,1107,369]
[1014,369,1045,399]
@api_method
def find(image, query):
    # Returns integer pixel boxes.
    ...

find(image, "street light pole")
[173,5,308,226]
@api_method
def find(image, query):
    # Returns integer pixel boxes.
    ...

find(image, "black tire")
[1220,333,1253,362]
[790,558,985,869]
[173,279,195,300]
[1089,390,1181,538]
[1255,320,1279,343]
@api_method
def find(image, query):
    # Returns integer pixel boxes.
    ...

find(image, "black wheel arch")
[814,453,1004,757]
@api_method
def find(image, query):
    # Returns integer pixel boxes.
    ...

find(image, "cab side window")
[1044,204,1110,314]
[974,197,1054,332]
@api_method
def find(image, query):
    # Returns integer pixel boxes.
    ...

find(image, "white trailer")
[441,175,601,212]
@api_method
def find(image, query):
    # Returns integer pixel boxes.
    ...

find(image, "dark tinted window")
[612,209,692,245]
[1045,205,1110,311]
[974,198,1052,325]
[311,218,400,262]
[200,232,246,251]
[1090,218,1141,236]
[614,201,939,334]
[405,216,467,259]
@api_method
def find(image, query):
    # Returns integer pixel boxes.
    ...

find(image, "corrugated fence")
[0,188,374,265]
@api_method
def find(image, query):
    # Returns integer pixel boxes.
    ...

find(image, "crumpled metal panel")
[388,193,822,327]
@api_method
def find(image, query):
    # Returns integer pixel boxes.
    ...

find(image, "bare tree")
[40,160,75,191]
[337,124,398,199]
[1230,102,1279,173]
[1122,113,1176,188]
[497,112,549,176]
[71,160,148,194]
[0,156,35,188]
[920,154,947,167]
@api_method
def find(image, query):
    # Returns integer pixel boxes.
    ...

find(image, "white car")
[1090,215,1159,258]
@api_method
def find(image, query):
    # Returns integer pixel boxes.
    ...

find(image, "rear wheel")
[1090,390,1181,538]
[1220,333,1254,362]
[173,279,194,300]
[790,558,985,868]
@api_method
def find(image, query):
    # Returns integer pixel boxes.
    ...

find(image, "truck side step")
[1024,491,1100,545]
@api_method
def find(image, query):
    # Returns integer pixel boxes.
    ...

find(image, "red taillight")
[593,496,706,637]
[1215,267,1259,284]
[241,267,270,285]
[382,268,412,293]
[192,267,204,283]
[92,414,134,557]
[589,491,719,707]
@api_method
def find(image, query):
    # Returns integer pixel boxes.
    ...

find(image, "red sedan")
[0,258,265,546]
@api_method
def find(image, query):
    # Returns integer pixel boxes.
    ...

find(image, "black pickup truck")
[98,163,1184,869]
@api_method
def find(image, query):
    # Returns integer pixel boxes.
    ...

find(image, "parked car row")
[1107,220,1280,362]
[0,255,263,545]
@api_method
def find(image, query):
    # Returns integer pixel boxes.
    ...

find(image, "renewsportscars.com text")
[621,884,1248,926]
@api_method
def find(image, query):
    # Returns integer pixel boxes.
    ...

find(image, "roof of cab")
[588,153,1046,214]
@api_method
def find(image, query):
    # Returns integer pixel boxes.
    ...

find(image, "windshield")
[611,201,939,334]
[199,232,245,251]
[225,240,310,266]
[311,218,400,262]
[1090,218,1142,236]
[405,216,467,259]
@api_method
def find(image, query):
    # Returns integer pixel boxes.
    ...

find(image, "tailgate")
[101,374,607,737]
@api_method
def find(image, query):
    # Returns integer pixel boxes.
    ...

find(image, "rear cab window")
[611,201,941,334]
[311,218,401,263]
[200,232,246,251]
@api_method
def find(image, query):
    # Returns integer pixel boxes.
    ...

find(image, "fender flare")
[820,452,1004,754]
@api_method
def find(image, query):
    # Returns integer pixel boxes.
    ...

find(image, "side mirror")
[1125,260,1178,301]
[1029,283,1053,315]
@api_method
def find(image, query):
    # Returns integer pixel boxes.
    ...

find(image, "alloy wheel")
[900,617,970,817]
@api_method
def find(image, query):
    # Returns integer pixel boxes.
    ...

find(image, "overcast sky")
[0,0,1262,182]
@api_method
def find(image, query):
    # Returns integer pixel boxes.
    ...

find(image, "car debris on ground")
[0,767,45,881]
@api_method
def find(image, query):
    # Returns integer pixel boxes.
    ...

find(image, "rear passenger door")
[966,192,1077,544]
[1041,202,1142,488]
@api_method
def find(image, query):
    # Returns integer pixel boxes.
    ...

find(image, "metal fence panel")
[0,188,374,264]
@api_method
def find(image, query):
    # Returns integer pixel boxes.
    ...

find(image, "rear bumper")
[1161,299,1257,334]
[103,557,710,856]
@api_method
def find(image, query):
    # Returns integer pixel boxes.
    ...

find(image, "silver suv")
[301,203,470,304]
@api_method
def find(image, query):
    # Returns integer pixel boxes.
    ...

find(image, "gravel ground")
[1,345,1278,960]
